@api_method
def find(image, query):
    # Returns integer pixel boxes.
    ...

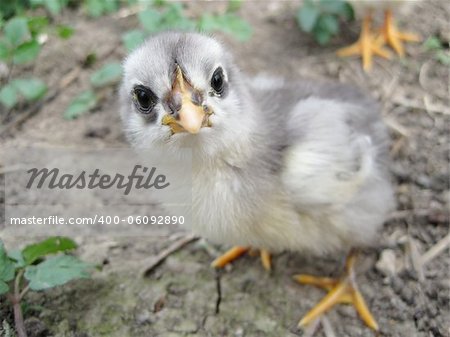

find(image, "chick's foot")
[211,246,272,271]
[382,9,421,57]
[294,251,378,331]
[337,13,391,71]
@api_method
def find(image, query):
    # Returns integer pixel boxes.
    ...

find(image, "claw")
[295,251,379,331]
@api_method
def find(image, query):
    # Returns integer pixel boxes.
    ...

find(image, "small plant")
[64,61,123,119]
[423,36,450,66]
[83,0,120,18]
[0,237,92,337]
[297,0,354,45]
[66,0,251,119]
[122,0,251,52]
[0,16,48,109]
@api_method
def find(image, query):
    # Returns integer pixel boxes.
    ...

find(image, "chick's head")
[120,32,253,158]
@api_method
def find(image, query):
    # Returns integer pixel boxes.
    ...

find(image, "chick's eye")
[211,67,225,96]
[133,86,157,113]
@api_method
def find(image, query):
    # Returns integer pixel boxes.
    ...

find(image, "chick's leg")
[211,246,272,271]
[294,251,378,331]
[382,9,421,57]
[337,12,391,71]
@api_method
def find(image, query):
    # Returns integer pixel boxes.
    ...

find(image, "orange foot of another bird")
[211,246,272,271]
[337,13,391,72]
[294,251,379,331]
[382,9,421,57]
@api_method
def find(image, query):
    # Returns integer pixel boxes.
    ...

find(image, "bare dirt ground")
[1,1,449,337]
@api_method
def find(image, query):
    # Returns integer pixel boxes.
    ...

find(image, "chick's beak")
[163,66,207,134]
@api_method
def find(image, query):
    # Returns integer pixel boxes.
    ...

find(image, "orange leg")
[337,12,391,72]
[382,9,421,57]
[294,251,378,331]
[211,246,272,271]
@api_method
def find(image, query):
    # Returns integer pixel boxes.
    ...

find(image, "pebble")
[376,249,397,276]
[234,327,245,337]
[135,310,152,325]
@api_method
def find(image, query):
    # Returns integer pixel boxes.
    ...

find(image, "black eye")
[211,67,225,96]
[133,85,157,113]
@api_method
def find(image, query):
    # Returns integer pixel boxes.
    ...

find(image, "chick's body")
[192,76,394,255]
[120,32,394,257]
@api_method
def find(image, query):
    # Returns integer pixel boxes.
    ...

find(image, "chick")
[120,32,394,331]
[338,0,421,71]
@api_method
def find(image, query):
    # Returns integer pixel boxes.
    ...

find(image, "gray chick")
[120,31,394,331]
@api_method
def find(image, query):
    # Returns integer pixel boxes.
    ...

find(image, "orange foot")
[211,246,272,271]
[337,12,391,72]
[382,9,421,57]
[295,250,378,331]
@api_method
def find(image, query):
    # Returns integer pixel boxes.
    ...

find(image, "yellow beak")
[162,66,207,134]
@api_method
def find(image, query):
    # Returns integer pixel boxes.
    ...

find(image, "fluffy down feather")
[120,32,394,256]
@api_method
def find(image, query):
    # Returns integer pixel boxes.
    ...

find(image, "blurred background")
[0,1,448,336]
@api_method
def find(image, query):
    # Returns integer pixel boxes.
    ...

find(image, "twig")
[390,137,407,157]
[9,270,27,337]
[321,316,337,337]
[302,317,321,337]
[420,233,450,267]
[383,115,411,137]
[407,236,425,282]
[142,233,198,277]
[215,269,222,314]
[392,95,450,115]
[19,284,30,301]
[389,209,432,220]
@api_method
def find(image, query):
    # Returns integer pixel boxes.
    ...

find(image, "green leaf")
[57,25,74,39]
[198,14,218,32]
[30,0,45,6]
[138,8,162,32]
[122,30,146,52]
[319,0,346,14]
[8,249,26,268]
[199,14,252,41]
[297,3,320,33]
[44,0,63,15]
[436,50,450,66]
[83,53,97,67]
[85,0,104,17]
[13,41,41,64]
[12,78,47,101]
[314,25,332,45]
[227,0,243,13]
[102,0,119,13]
[341,2,354,21]
[28,17,49,37]
[0,84,18,109]
[0,241,15,283]
[0,280,9,295]
[64,90,97,119]
[24,255,92,291]
[160,3,196,31]
[223,14,252,41]
[152,0,166,6]
[22,237,77,265]
[0,39,9,60]
[317,14,339,35]
[4,17,30,46]
[423,36,442,51]
[90,62,122,88]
